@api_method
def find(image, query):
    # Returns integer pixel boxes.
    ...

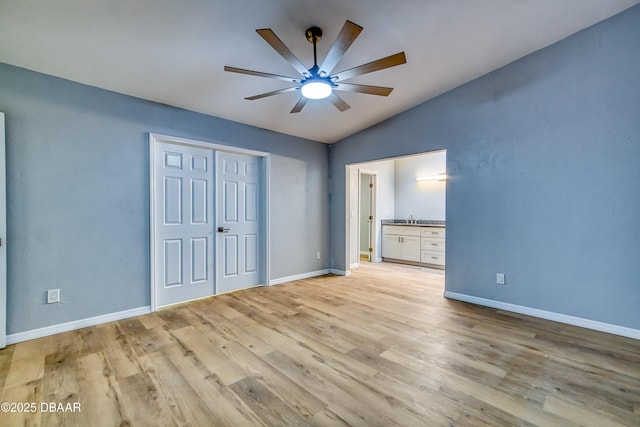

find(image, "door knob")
[217,227,230,233]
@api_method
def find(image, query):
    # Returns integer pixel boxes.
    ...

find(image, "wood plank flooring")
[1,262,639,426]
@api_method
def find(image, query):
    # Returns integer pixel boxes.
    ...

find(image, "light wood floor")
[1,262,639,426]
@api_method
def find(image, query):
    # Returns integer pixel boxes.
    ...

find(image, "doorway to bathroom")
[359,171,376,263]
[346,149,446,272]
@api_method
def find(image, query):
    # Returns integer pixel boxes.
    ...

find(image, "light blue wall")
[330,6,640,329]
[0,63,329,334]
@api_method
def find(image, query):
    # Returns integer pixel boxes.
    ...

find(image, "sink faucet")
[408,214,413,224]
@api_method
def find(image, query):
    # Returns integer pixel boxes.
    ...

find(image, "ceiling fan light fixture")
[301,79,332,99]
[224,20,406,112]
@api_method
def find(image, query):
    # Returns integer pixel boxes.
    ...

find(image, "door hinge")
[369,183,373,188]
[369,247,373,252]
[369,215,373,220]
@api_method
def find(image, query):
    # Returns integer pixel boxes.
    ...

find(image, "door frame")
[357,170,377,264]
[149,133,270,312]
[0,113,6,348]
[345,166,380,270]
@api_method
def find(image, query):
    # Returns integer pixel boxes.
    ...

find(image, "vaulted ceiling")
[1,0,638,143]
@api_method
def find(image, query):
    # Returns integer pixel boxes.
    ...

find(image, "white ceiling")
[1,0,638,143]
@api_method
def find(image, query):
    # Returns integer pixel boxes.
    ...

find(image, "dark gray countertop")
[381,219,445,227]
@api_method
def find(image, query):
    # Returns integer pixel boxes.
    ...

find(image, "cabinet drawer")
[420,227,446,238]
[421,250,445,265]
[421,238,445,252]
[382,225,421,236]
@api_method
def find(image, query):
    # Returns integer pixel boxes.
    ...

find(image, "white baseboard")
[444,291,640,340]
[349,262,359,269]
[6,306,151,345]
[359,251,369,256]
[374,257,382,263]
[269,269,329,286]
[329,269,351,276]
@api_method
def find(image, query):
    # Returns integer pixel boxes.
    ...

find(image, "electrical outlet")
[496,273,506,285]
[47,289,60,304]
[316,251,321,260]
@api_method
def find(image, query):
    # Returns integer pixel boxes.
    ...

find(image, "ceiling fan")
[224,20,407,113]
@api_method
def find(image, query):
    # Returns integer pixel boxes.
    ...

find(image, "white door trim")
[344,165,351,274]
[358,169,378,262]
[358,169,378,264]
[149,133,270,312]
[151,133,269,157]
[0,113,6,349]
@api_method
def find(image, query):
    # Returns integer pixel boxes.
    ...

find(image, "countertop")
[381,219,445,228]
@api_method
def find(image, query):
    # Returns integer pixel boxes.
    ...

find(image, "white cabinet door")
[401,235,421,262]
[383,235,402,259]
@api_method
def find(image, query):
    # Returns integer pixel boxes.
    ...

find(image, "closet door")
[216,151,262,293]
[153,142,214,307]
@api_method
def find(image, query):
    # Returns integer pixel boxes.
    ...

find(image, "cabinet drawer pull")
[431,231,438,235]
[431,243,438,246]
[431,256,438,260]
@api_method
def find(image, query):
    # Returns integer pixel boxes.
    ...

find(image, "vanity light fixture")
[416,173,447,182]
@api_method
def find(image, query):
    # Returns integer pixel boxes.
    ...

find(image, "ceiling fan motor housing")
[305,26,323,44]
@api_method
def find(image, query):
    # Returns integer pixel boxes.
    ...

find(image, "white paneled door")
[154,142,214,307]
[0,113,6,348]
[216,151,262,293]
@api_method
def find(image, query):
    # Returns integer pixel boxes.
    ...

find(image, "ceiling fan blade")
[224,66,299,82]
[256,29,309,77]
[328,93,351,112]
[245,86,298,101]
[319,20,363,76]
[290,97,308,113]
[333,52,406,82]
[334,83,393,96]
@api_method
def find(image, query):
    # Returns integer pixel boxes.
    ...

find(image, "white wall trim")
[269,269,329,286]
[6,306,151,345]
[444,291,640,340]
[329,269,351,276]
